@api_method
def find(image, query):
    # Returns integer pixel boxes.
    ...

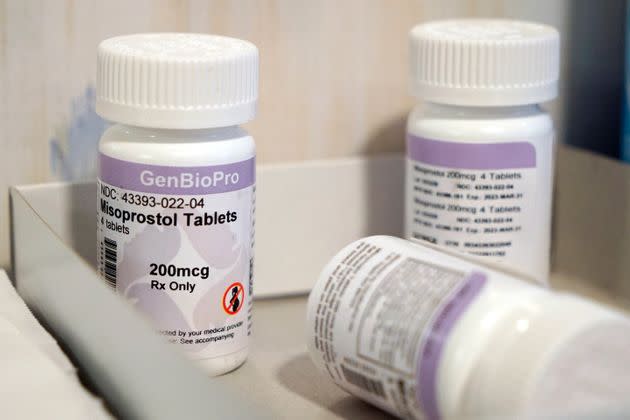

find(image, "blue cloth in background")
[623,2,630,163]
[623,89,630,162]
[566,0,625,160]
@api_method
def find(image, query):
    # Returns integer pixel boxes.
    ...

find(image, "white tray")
[10,147,630,419]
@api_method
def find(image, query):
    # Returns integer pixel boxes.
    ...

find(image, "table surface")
[214,273,630,420]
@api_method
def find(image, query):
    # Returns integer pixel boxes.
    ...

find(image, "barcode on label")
[248,257,254,296]
[103,237,117,288]
[341,365,386,399]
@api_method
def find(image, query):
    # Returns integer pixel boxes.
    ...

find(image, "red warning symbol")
[222,282,244,315]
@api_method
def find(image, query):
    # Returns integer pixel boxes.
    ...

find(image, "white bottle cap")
[409,19,559,106]
[467,293,630,417]
[96,33,258,129]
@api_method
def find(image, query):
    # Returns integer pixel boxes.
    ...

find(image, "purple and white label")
[100,154,255,195]
[96,153,255,360]
[407,136,536,170]
[308,239,487,420]
[417,272,487,420]
[406,134,552,283]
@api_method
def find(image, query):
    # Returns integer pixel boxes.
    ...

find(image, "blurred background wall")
[0,0,626,269]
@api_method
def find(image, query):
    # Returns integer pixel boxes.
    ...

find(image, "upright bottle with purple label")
[95,33,258,376]
[406,19,560,284]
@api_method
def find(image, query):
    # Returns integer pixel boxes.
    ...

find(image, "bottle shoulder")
[99,124,255,166]
[407,103,553,143]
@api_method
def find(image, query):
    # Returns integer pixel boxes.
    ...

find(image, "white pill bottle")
[95,34,258,375]
[406,20,560,284]
[307,236,630,419]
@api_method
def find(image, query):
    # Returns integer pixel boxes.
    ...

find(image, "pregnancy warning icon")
[222,282,244,315]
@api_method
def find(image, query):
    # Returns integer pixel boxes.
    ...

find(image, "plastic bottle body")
[97,124,255,376]
[306,236,630,419]
[405,103,554,284]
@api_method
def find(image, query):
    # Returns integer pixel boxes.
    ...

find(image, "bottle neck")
[419,102,543,119]
[109,124,247,144]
